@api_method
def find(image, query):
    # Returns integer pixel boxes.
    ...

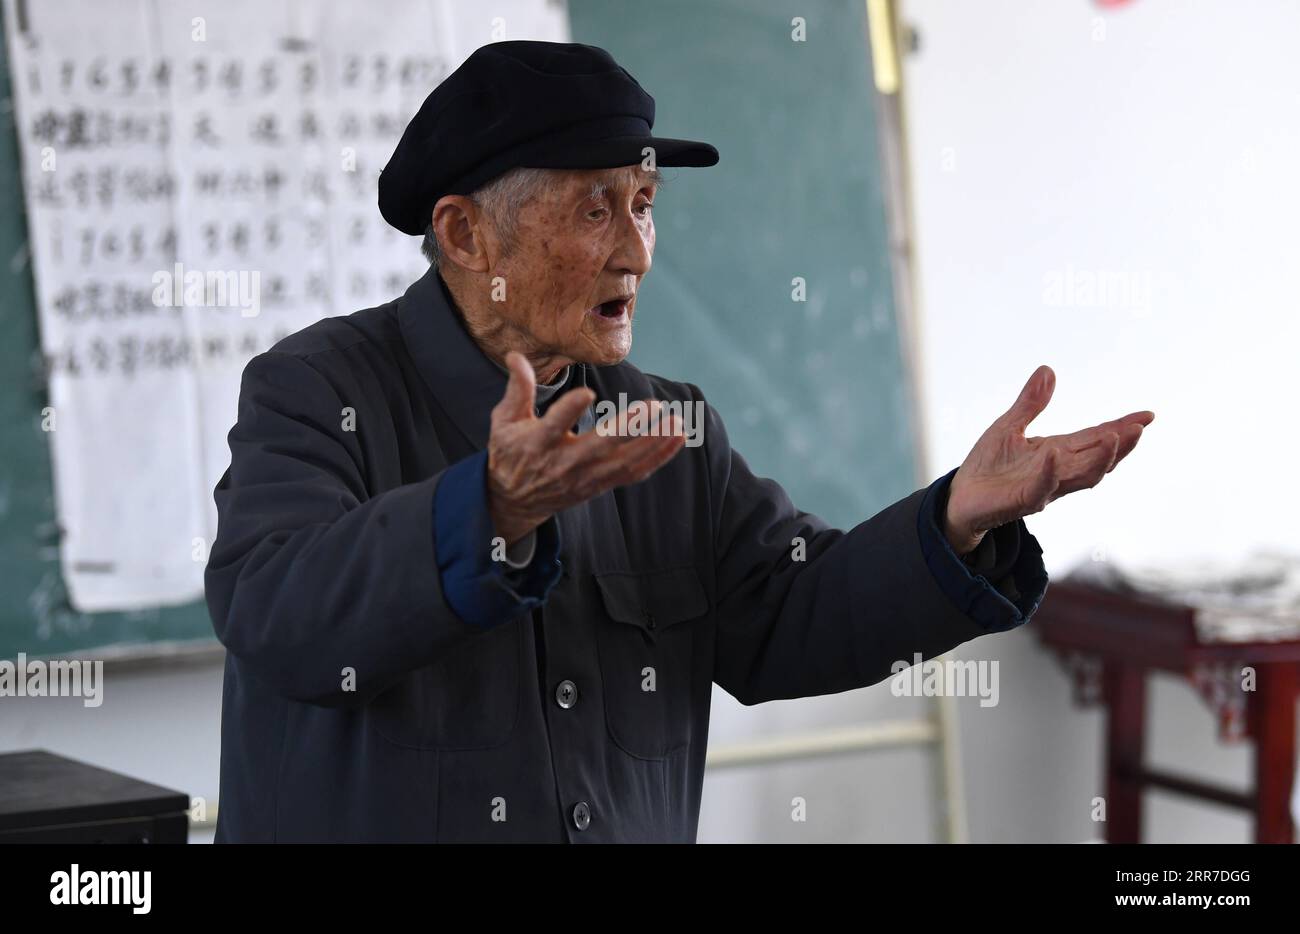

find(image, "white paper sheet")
[4,0,568,611]
[1066,549,1300,643]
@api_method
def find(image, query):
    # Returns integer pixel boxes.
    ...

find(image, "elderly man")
[205,41,1152,843]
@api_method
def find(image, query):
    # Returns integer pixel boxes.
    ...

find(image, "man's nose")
[609,210,652,277]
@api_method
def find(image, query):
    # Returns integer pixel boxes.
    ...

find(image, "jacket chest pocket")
[593,566,708,759]
[367,617,522,750]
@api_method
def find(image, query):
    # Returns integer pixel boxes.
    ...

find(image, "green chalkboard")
[0,13,213,662]
[568,0,918,526]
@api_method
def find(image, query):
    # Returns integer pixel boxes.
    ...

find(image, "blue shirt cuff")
[917,467,1049,632]
[433,449,563,629]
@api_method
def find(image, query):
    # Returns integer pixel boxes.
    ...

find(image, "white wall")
[904,0,1300,570]
[899,0,1300,841]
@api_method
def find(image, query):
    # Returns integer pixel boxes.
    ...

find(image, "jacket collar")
[397,265,592,449]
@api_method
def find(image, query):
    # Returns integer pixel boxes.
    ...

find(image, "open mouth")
[589,298,631,320]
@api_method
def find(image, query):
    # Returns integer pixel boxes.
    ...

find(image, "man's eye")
[586,208,608,221]
[636,202,654,216]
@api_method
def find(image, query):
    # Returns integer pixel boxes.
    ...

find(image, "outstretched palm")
[943,365,1153,554]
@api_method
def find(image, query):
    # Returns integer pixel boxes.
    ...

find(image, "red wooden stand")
[1034,580,1300,843]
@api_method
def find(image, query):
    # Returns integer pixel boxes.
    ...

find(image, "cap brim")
[522,134,719,170]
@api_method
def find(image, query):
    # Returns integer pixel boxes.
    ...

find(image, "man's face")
[486,164,657,368]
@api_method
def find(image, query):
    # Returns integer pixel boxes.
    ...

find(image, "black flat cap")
[378,40,719,236]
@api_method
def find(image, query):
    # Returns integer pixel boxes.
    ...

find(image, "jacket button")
[555,679,578,709]
[571,801,591,831]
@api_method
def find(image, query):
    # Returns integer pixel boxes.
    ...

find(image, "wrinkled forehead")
[553,165,664,202]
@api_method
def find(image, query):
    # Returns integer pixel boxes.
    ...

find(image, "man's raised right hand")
[485,351,686,546]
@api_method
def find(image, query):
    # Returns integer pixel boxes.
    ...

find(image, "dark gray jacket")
[205,265,1048,843]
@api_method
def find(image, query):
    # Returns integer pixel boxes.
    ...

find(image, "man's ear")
[431,195,493,274]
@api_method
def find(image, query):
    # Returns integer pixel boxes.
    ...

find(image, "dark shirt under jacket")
[205,265,1049,843]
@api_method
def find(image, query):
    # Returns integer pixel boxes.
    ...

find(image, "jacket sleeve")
[205,351,553,708]
[918,466,1040,627]
[701,392,1049,706]
[432,448,562,629]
